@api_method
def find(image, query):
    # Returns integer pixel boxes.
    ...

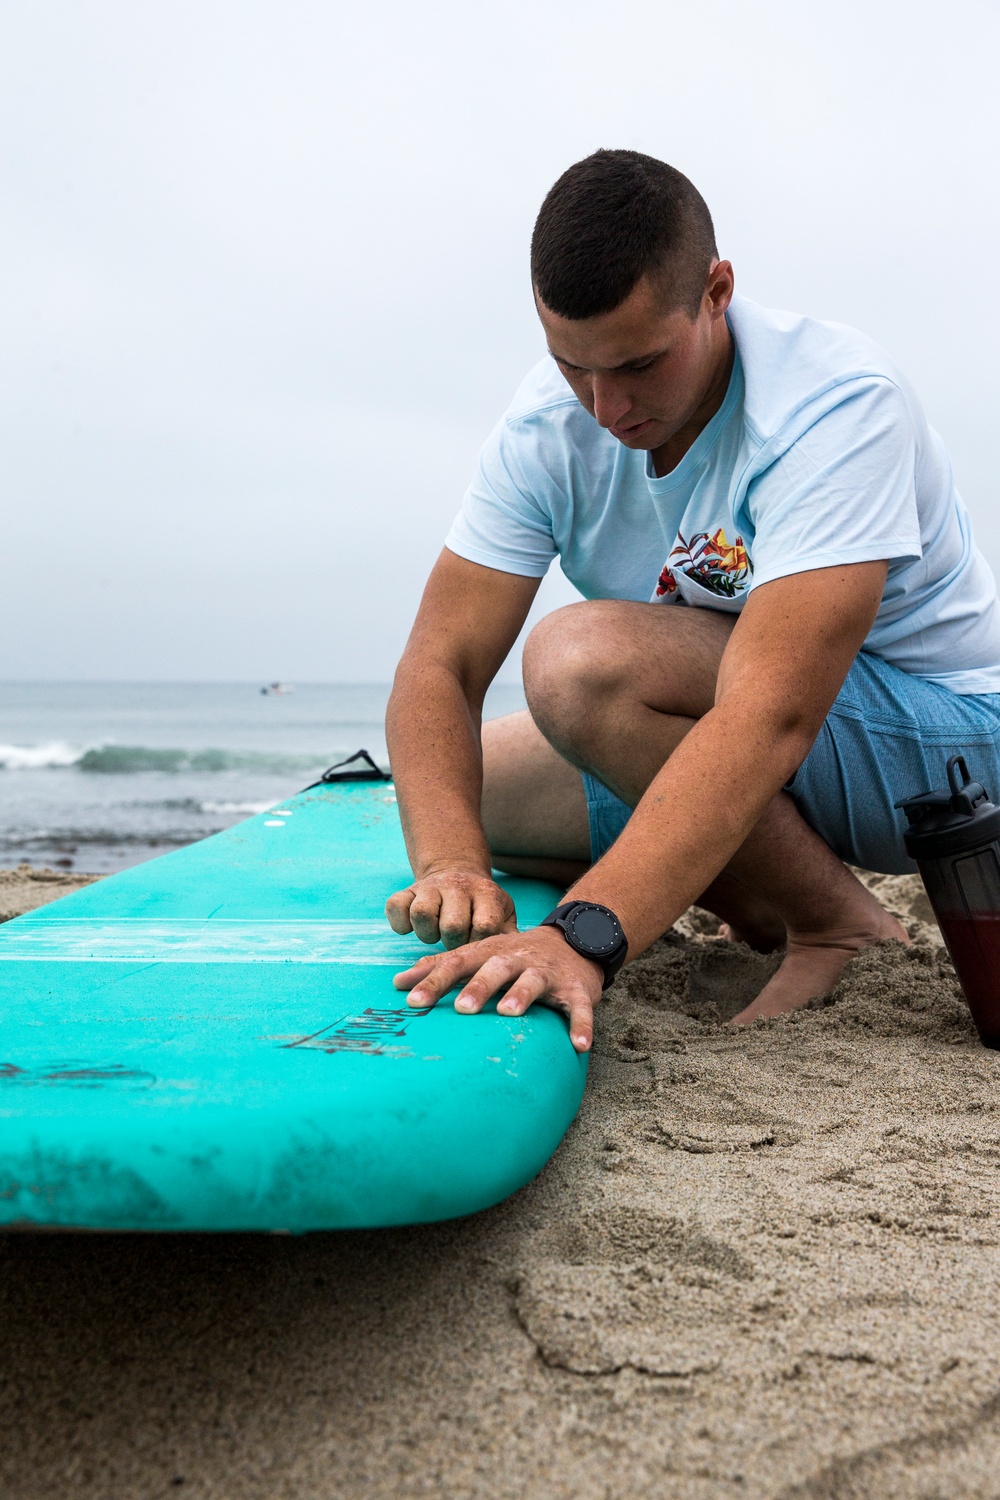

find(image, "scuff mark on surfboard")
[0,1148,180,1226]
[0,1061,156,1089]
[279,1006,428,1058]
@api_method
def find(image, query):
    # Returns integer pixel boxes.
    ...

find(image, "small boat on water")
[260,682,294,696]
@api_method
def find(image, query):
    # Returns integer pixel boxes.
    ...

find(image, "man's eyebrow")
[548,348,668,372]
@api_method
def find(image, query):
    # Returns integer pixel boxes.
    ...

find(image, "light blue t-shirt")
[446,294,1000,694]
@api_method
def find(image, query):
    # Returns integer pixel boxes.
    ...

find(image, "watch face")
[566,904,622,957]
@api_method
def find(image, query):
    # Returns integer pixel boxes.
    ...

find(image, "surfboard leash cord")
[304,749,391,789]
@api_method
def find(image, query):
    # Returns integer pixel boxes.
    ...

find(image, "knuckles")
[409,897,440,917]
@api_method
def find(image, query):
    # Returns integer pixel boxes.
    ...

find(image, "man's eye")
[630,360,656,373]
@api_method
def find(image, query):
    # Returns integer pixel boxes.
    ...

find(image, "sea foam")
[0,742,83,770]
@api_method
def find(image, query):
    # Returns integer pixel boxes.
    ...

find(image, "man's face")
[536,262,734,452]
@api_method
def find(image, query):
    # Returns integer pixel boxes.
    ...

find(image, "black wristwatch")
[541,901,629,991]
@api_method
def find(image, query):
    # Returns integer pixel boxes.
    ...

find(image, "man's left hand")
[393,926,603,1053]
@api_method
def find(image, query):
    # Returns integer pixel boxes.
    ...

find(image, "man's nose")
[590,373,632,430]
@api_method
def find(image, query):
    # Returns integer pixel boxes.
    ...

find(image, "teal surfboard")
[0,780,587,1231]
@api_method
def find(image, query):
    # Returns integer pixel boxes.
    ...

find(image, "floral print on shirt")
[655,527,753,599]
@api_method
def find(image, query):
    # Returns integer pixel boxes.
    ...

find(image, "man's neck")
[649,325,735,478]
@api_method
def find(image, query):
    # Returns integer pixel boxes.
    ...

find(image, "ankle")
[784,909,909,951]
[779,885,904,943]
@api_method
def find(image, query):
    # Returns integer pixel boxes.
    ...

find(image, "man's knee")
[522,601,625,729]
[524,598,733,740]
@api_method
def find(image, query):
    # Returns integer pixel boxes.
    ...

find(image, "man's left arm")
[393,559,887,1049]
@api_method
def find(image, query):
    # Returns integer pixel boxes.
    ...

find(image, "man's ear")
[705,259,735,318]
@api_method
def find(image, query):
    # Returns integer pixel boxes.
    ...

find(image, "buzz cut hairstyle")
[530,149,718,322]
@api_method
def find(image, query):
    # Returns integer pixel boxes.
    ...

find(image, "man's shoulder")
[454,356,611,565]
[503,363,581,429]
[729,295,912,442]
[485,357,615,489]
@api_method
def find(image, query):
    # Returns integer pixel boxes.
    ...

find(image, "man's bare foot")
[729,908,909,1026]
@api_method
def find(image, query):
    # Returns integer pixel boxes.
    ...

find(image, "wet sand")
[2,868,999,1498]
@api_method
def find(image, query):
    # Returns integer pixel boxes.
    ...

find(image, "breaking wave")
[77,747,326,775]
[0,744,339,775]
[0,742,82,770]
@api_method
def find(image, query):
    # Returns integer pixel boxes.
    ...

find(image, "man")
[384,149,1000,1052]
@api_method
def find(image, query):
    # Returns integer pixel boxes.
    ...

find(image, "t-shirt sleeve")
[445,415,559,578]
[744,377,923,590]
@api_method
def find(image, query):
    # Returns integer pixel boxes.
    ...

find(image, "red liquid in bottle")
[936,912,1000,1048]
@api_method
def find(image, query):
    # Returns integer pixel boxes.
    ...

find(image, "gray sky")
[2,0,998,682]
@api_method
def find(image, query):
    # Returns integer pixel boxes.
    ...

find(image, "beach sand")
[2,867,999,1498]
[0,863,99,921]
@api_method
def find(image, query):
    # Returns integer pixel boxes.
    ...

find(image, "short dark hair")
[531,150,718,321]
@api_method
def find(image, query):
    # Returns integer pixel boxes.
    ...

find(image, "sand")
[2,867,1000,1498]
[0,863,99,921]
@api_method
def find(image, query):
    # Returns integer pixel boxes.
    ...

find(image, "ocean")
[0,681,527,873]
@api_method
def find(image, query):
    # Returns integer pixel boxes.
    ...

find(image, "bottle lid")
[897,756,1000,859]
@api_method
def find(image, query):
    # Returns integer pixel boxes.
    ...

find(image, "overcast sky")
[2,0,998,682]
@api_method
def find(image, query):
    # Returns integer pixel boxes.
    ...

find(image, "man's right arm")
[384,548,541,948]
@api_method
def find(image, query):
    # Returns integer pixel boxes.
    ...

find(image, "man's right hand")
[385,869,517,949]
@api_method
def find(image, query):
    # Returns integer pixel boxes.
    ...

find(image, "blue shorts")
[581,650,1000,875]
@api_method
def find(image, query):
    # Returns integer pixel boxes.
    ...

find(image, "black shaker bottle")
[898,755,1000,1048]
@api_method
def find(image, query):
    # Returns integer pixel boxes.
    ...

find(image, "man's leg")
[482,709,787,950]
[481,710,591,887]
[519,598,907,1023]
